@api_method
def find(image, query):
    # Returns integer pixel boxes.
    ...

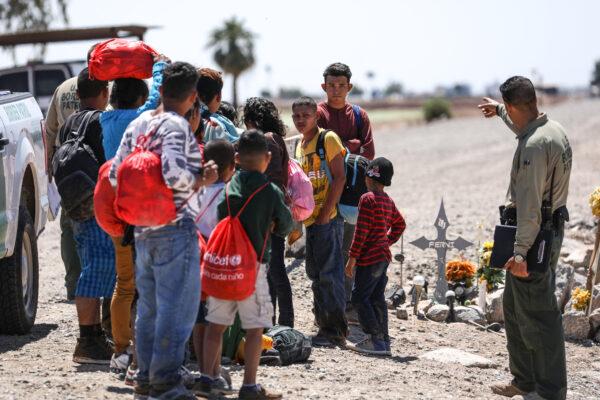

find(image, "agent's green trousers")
[503,225,567,400]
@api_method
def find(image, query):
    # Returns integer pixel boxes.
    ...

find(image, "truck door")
[0,118,9,256]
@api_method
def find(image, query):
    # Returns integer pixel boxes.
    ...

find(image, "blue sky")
[1,0,599,101]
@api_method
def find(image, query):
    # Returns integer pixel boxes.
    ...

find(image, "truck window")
[0,72,29,93]
[34,69,67,97]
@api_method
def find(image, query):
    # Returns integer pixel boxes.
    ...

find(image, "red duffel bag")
[88,38,158,81]
[94,159,126,237]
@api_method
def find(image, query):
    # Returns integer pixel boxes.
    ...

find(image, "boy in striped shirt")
[345,157,406,356]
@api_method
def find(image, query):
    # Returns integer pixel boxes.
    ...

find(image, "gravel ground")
[1,99,599,400]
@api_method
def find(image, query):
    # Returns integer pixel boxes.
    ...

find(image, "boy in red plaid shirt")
[345,157,406,356]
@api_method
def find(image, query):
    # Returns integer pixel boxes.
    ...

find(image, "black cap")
[366,157,393,186]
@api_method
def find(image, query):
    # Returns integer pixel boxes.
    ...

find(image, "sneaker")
[149,383,196,400]
[73,337,112,364]
[179,365,196,390]
[192,375,235,397]
[124,365,137,387]
[239,384,282,400]
[110,350,132,375]
[385,340,391,353]
[347,337,390,356]
[311,333,335,348]
[490,382,530,398]
[133,382,150,400]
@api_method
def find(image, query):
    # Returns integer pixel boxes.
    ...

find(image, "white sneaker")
[109,351,131,375]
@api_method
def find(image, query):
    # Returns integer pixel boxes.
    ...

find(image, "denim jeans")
[134,218,200,391]
[351,261,389,342]
[267,234,294,327]
[305,216,347,338]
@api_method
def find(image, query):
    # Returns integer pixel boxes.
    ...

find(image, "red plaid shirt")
[349,191,406,266]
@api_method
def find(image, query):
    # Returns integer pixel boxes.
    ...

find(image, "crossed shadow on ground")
[0,323,58,353]
[286,258,304,274]
[73,363,109,373]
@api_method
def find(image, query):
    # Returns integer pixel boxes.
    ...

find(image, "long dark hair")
[242,97,286,137]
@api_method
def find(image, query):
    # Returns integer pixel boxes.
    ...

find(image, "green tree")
[384,81,404,97]
[0,0,69,59]
[207,17,255,108]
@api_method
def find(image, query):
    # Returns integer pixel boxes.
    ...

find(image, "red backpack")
[115,119,177,226]
[201,182,269,301]
[94,159,126,237]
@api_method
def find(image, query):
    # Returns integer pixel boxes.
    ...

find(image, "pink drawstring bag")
[287,159,315,222]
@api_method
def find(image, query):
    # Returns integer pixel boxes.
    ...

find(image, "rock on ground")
[426,304,449,322]
[589,308,600,334]
[454,306,486,325]
[419,347,498,368]
[486,289,504,323]
[563,310,591,340]
[555,264,575,311]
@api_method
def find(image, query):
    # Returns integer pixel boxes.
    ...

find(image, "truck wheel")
[0,206,39,334]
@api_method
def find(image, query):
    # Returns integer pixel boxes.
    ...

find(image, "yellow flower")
[571,287,591,311]
[482,241,494,252]
[590,187,600,218]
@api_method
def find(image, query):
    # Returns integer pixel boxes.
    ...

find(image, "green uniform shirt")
[217,169,293,265]
[498,104,572,255]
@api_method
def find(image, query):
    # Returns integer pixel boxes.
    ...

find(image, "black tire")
[0,206,39,334]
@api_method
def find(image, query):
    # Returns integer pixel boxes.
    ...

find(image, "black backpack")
[316,129,369,224]
[52,111,101,221]
[265,325,312,366]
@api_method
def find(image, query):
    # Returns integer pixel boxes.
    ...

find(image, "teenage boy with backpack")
[293,96,348,347]
[317,62,375,322]
[199,130,292,400]
[108,62,218,400]
[54,68,114,364]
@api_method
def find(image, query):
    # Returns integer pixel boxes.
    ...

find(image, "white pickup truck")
[0,91,48,334]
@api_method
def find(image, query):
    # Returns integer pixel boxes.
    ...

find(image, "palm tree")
[207,17,255,108]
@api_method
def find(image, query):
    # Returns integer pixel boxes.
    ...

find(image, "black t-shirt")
[58,108,106,164]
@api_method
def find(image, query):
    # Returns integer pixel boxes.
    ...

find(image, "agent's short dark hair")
[110,78,149,109]
[499,76,537,106]
[162,62,198,101]
[196,68,223,104]
[292,96,317,113]
[323,62,352,82]
[203,139,235,177]
[237,129,268,157]
[217,101,238,125]
[77,67,108,99]
[243,97,286,137]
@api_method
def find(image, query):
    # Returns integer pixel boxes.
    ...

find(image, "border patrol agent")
[479,76,572,400]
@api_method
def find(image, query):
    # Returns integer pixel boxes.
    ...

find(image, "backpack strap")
[351,104,363,135]
[194,186,224,223]
[315,130,333,183]
[225,182,270,218]
[71,110,99,144]
[224,181,272,265]
[136,116,170,149]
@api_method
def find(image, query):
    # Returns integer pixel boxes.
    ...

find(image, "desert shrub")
[423,98,452,122]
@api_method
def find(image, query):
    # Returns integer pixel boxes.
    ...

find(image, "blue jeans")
[351,261,389,341]
[305,216,347,338]
[134,218,200,391]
